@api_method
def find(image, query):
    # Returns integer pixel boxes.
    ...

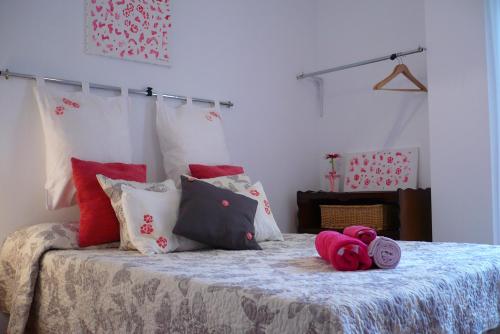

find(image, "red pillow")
[71,157,147,247]
[189,164,245,179]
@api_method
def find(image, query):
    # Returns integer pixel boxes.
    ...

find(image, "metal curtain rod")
[0,69,234,108]
[296,46,426,80]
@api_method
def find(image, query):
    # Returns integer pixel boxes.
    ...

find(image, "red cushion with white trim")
[71,157,146,247]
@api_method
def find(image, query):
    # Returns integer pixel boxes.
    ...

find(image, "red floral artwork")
[344,149,418,191]
[143,214,153,223]
[156,236,168,249]
[140,223,154,234]
[86,0,172,65]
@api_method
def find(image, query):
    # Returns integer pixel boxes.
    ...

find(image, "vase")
[325,172,341,192]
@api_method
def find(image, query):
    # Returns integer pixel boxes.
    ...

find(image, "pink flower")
[157,236,168,249]
[249,189,260,197]
[143,214,153,223]
[221,200,230,207]
[140,223,154,235]
[62,98,73,106]
[364,179,371,186]
[130,24,138,33]
[205,114,213,121]
[387,156,394,163]
[265,207,271,215]
[263,200,270,208]
[386,179,392,186]
[72,102,80,109]
[354,174,360,181]
[325,153,340,160]
[55,106,65,115]
[246,232,254,241]
[395,168,402,175]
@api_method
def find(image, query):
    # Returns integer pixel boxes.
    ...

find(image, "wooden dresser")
[297,189,432,241]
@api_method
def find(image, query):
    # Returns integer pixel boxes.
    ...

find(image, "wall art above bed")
[85,0,172,66]
[343,148,418,192]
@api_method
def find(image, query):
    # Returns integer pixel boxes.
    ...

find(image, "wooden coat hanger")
[373,62,428,92]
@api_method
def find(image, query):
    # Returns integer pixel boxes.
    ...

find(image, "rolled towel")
[315,231,372,271]
[343,225,377,245]
[368,236,401,269]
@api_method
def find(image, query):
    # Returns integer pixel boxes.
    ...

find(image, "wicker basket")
[320,204,394,230]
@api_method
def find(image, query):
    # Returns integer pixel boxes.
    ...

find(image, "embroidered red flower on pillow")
[263,200,271,215]
[140,223,154,235]
[144,214,153,223]
[55,106,65,115]
[156,236,168,249]
[249,189,260,197]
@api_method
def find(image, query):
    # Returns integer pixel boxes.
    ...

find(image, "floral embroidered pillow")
[188,173,252,192]
[96,174,176,250]
[237,182,284,242]
[121,185,206,255]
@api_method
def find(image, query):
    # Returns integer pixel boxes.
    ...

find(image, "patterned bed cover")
[0,222,499,333]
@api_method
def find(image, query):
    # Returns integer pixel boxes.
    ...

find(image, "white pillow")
[34,78,132,210]
[195,175,283,242]
[96,174,176,250]
[121,185,206,255]
[156,96,230,183]
[237,182,284,242]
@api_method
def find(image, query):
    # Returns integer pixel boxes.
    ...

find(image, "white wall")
[315,0,431,190]
[425,0,495,244]
[0,0,320,243]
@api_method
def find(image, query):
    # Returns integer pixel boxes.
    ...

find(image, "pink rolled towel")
[315,231,372,271]
[343,225,377,245]
[368,236,401,269]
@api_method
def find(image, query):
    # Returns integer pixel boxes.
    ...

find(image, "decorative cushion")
[189,164,244,179]
[96,174,176,250]
[237,182,284,242]
[34,78,132,209]
[173,176,261,250]
[156,96,230,184]
[194,174,252,192]
[121,185,206,255]
[71,158,146,247]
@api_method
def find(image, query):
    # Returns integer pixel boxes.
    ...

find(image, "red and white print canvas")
[85,0,172,66]
[343,148,418,192]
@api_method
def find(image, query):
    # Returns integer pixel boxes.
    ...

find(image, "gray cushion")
[173,176,261,250]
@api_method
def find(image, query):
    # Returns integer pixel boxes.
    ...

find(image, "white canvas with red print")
[121,185,206,255]
[343,148,419,192]
[85,0,172,66]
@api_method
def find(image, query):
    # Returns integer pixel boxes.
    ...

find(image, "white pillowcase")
[34,78,132,210]
[238,182,284,242]
[96,174,176,250]
[121,185,206,255]
[156,96,230,183]
[197,175,283,242]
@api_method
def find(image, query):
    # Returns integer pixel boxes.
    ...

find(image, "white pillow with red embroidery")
[34,78,132,210]
[237,182,284,242]
[121,185,206,255]
[156,96,230,184]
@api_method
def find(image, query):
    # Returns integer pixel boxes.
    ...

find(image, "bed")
[0,222,499,334]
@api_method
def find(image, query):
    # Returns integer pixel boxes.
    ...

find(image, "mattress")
[1,222,499,333]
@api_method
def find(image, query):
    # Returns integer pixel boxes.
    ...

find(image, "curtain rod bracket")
[146,87,153,96]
